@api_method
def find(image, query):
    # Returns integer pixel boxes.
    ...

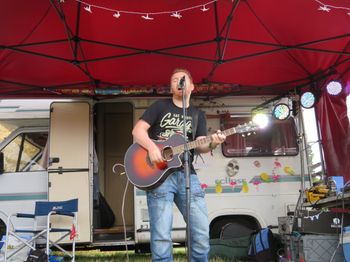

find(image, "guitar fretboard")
[172,127,238,155]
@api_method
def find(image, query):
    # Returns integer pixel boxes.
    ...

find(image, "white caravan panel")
[48,102,91,243]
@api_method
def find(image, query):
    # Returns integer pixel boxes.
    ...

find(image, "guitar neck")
[172,127,237,155]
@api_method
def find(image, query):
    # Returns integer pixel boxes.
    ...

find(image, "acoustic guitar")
[124,122,258,190]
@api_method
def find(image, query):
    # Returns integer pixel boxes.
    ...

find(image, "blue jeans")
[146,171,210,262]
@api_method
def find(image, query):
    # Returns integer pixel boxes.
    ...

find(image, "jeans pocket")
[147,190,167,199]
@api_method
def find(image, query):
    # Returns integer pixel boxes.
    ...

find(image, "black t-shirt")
[140,99,207,172]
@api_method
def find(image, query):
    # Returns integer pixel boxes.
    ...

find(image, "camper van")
[0,97,315,249]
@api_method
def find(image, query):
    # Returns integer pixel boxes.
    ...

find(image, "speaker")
[296,210,350,235]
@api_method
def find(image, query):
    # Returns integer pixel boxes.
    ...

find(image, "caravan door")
[48,102,91,243]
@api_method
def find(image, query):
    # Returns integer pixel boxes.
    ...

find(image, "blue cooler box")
[343,226,350,261]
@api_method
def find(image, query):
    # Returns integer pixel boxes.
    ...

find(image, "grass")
[56,248,233,261]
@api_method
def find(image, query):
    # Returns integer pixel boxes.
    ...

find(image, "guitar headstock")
[235,121,259,137]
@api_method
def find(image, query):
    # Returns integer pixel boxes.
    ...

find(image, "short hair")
[171,68,193,83]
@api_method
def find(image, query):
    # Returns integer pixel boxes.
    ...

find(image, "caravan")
[0,96,316,249]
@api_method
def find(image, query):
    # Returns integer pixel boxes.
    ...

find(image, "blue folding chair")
[4,198,78,261]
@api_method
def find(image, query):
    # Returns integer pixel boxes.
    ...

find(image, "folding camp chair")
[4,198,78,261]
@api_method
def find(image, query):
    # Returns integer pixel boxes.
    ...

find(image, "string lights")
[314,0,350,15]
[63,1,350,19]
[66,0,218,20]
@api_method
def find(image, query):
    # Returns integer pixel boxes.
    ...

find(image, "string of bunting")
[314,0,350,15]
[59,0,219,20]
[304,211,323,221]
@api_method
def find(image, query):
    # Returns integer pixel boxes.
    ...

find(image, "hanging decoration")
[314,0,350,15]
[113,12,120,18]
[65,0,218,20]
[304,211,323,221]
[84,5,92,13]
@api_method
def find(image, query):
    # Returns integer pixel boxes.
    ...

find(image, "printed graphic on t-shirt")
[159,112,192,140]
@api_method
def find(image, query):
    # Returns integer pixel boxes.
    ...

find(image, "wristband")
[209,142,217,150]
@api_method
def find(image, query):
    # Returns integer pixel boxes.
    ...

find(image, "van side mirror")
[0,152,4,174]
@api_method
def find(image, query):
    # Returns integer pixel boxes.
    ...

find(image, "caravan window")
[1,131,48,172]
[220,115,298,157]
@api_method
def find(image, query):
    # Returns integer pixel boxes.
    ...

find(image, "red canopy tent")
[1,0,350,96]
[1,0,350,179]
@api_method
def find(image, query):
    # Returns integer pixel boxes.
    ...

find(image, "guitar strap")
[191,107,199,141]
[191,107,201,160]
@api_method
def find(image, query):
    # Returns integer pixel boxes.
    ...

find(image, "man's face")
[170,71,194,97]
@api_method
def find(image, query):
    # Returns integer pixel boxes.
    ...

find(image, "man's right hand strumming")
[148,143,163,164]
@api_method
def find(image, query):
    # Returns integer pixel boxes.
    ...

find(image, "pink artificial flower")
[201,183,208,190]
[274,159,282,168]
[252,180,261,186]
[272,174,280,182]
[229,181,237,187]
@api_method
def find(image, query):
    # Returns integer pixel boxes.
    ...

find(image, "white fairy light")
[170,12,182,19]
[314,0,350,14]
[318,5,330,12]
[142,14,154,20]
[84,5,92,13]
[113,12,121,18]
[201,5,209,12]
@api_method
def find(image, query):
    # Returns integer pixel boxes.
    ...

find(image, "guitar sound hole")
[162,146,173,161]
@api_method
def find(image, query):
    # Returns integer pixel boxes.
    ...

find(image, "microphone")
[178,75,186,90]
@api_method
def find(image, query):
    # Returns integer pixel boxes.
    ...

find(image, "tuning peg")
[241,134,246,137]
[247,132,251,136]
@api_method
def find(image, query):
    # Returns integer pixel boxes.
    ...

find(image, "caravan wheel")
[210,216,259,239]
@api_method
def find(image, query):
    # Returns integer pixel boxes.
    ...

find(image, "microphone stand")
[179,78,192,261]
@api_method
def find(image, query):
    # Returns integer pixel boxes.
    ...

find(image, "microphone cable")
[112,163,129,262]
